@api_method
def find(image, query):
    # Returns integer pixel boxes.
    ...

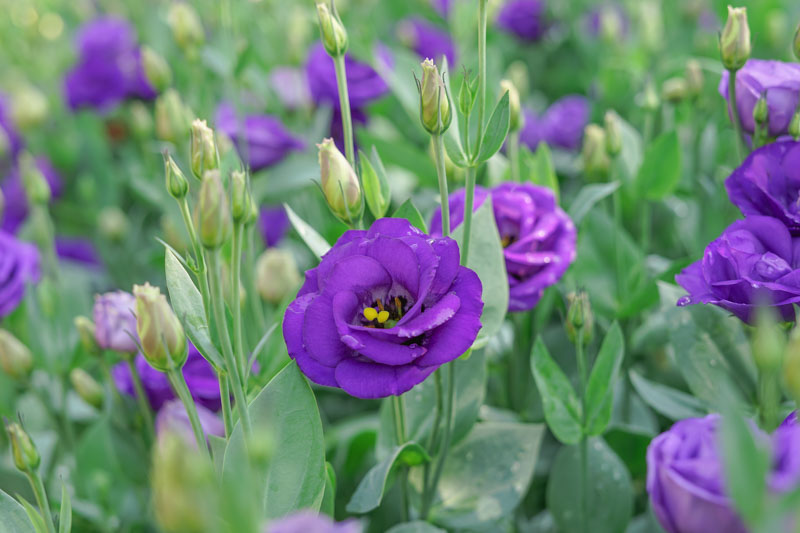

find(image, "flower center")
[361,296,408,329]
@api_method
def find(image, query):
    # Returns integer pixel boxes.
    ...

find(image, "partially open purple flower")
[0,94,23,163]
[676,216,800,323]
[94,291,138,353]
[259,206,290,248]
[216,103,305,173]
[64,17,157,111]
[398,18,456,65]
[155,399,225,447]
[520,96,590,152]
[113,343,221,411]
[283,218,483,399]
[1,157,63,234]
[431,183,576,312]
[0,231,40,318]
[725,141,800,233]
[305,42,390,110]
[719,60,800,137]
[497,0,547,43]
[265,511,361,533]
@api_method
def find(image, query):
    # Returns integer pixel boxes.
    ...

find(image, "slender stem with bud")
[27,470,55,533]
[727,69,747,160]
[432,134,451,237]
[575,326,589,533]
[167,367,211,460]
[127,358,155,444]
[333,55,356,169]
[178,198,211,321]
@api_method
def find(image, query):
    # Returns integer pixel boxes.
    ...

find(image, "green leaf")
[0,489,35,533]
[17,497,46,533]
[530,337,583,444]
[522,143,559,199]
[320,462,336,518]
[452,200,509,342]
[443,133,469,168]
[636,131,681,200]
[629,370,707,420]
[284,204,332,259]
[346,442,430,513]
[584,322,625,436]
[476,91,510,163]
[721,409,769,526]
[208,434,227,477]
[568,181,621,225]
[57,483,71,533]
[547,438,633,533]
[392,199,429,234]
[413,422,543,530]
[164,249,224,370]
[222,362,326,519]
[386,522,446,533]
[361,148,391,219]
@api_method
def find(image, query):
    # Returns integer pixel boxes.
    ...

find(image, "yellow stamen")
[376,298,384,311]
[377,310,390,324]
[363,307,378,321]
[394,296,403,317]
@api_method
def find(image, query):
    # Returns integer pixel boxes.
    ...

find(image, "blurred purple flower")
[398,18,456,65]
[0,94,23,164]
[520,95,590,151]
[1,157,63,234]
[497,0,547,42]
[265,511,361,533]
[155,399,225,446]
[771,413,800,492]
[270,67,311,110]
[305,42,390,110]
[259,206,290,248]
[719,60,800,137]
[584,4,629,40]
[64,17,157,111]
[431,0,453,17]
[55,237,102,267]
[0,231,40,318]
[94,291,138,353]
[216,103,305,172]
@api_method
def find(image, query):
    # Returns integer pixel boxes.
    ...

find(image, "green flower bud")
[315,0,348,57]
[190,119,218,179]
[11,85,47,130]
[566,292,594,346]
[661,77,689,104]
[685,59,704,97]
[500,79,523,133]
[506,61,529,100]
[166,3,204,54]
[194,170,232,249]
[99,206,129,242]
[256,249,301,304]
[4,420,39,472]
[0,330,33,380]
[155,89,190,143]
[784,329,800,404]
[794,23,800,61]
[19,153,50,205]
[751,309,785,373]
[753,93,768,126]
[128,101,153,139]
[245,197,259,227]
[230,170,250,224]
[720,6,751,71]
[70,369,104,409]
[603,110,622,157]
[133,283,187,372]
[642,80,660,112]
[141,46,172,93]
[457,70,477,118]
[790,109,800,140]
[581,124,611,180]
[318,138,362,224]
[164,153,189,200]
[74,316,101,356]
[418,59,452,135]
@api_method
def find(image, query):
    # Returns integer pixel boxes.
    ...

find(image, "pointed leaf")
[568,182,621,225]
[57,483,71,533]
[629,370,707,420]
[17,497,46,533]
[392,199,428,233]
[523,143,559,199]
[361,149,391,219]
[284,204,331,259]
[584,322,625,435]
[530,337,582,444]
[476,91,510,162]
[444,133,469,167]
[320,462,337,517]
[0,489,36,533]
[636,131,681,200]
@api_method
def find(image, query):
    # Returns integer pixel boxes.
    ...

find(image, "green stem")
[218,370,233,437]
[640,201,651,256]
[179,198,211,323]
[432,134,451,237]
[27,470,56,533]
[421,371,443,518]
[576,327,588,533]
[231,223,246,378]
[207,250,252,437]
[758,369,781,433]
[424,362,456,522]
[727,68,747,161]
[244,225,267,334]
[392,395,410,522]
[127,358,155,445]
[611,168,624,304]
[508,130,521,182]
[333,54,356,168]
[167,368,211,460]
[460,166,477,266]
[31,206,58,281]
[474,0,488,155]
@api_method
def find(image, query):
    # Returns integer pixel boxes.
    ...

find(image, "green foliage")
[346,442,429,513]
[530,337,582,445]
[392,200,429,234]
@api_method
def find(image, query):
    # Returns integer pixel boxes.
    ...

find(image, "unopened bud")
[720,6,751,71]
[794,23,800,61]
[642,80,660,112]
[129,101,153,139]
[191,119,218,179]
[418,59,452,135]
[167,3,204,54]
[256,249,301,304]
[784,329,800,404]
[164,153,189,200]
[685,59,704,97]
[245,197,259,227]
[99,206,129,242]
[790,109,800,139]
[74,316,101,356]
[566,292,594,346]
[753,93,768,126]
[70,369,104,409]
[11,86,48,130]
[500,79,523,132]
[318,138,362,224]
[315,0,348,57]
[20,153,50,205]
[581,124,611,180]
[194,170,232,249]
[0,330,33,380]
[230,170,250,224]
[661,77,689,104]
[603,110,622,157]
[458,71,477,117]
[752,309,785,372]
[4,420,39,472]
[141,46,172,93]
[155,89,190,143]
[134,283,187,372]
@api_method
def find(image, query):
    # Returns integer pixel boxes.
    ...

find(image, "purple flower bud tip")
[283,218,483,399]
[431,183,576,312]
[520,96,591,152]
[93,291,139,353]
[155,399,225,447]
[497,0,547,43]
[265,510,361,533]
[0,231,40,318]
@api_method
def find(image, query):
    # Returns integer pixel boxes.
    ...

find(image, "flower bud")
[566,292,594,346]
[230,170,250,224]
[500,79,523,133]
[603,110,622,157]
[74,316,101,356]
[418,59,452,135]
[794,23,800,61]
[11,86,48,130]
[457,70,477,117]
[720,6,751,71]
[20,153,50,205]
[790,109,800,140]
[642,80,660,112]
[99,206,129,242]
[315,0,348,57]
[581,124,611,180]
[133,283,187,372]
[155,89,190,143]
[164,153,189,200]
[685,59,704,97]
[318,138,362,224]
[194,170,232,249]
[256,249,301,304]
[753,93,768,127]
[661,77,689,104]
[752,308,785,372]
[4,420,39,472]
[128,101,153,139]
[166,3,204,54]
[141,46,172,93]
[0,330,33,380]
[70,369,104,409]
[784,329,800,404]
[190,119,218,179]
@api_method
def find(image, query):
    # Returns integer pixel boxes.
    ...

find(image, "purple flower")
[216,103,305,172]
[283,218,483,399]
[1,157,63,233]
[259,206,290,248]
[113,344,221,411]
[676,216,800,324]
[520,96,590,152]
[0,94,23,163]
[398,18,456,65]
[55,237,102,267]
[725,141,800,234]
[305,43,390,110]
[265,511,361,533]
[64,17,157,111]
[497,0,547,43]
[93,291,138,353]
[771,413,800,492]
[155,399,225,446]
[431,0,453,17]
[270,67,311,110]
[0,231,40,318]
[430,183,576,312]
[718,60,800,137]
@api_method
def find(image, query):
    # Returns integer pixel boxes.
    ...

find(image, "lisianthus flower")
[259,206,290,248]
[0,231,40,318]
[496,0,547,43]
[520,96,591,152]
[155,399,225,447]
[1,157,63,234]
[397,17,456,65]
[265,511,361,533]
